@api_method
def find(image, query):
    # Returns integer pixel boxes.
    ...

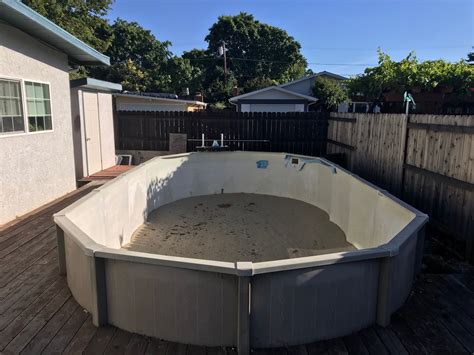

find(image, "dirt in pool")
[122,193,356,262]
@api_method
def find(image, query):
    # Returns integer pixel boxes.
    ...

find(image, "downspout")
[229,99,239,112]
[307,99,318,112]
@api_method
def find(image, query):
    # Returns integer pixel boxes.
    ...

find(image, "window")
[0,79,25,134]
[25,81,52,132]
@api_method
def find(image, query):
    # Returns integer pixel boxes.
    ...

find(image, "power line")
[186,56,377,66]
[173,43,472,51]
[304,45,473,51]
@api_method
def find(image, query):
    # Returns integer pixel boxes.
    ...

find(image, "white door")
[83,92,102,175]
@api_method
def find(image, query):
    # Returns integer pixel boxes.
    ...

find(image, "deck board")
[0,183,473,354]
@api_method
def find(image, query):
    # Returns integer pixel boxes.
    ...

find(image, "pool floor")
[123,193,356,262]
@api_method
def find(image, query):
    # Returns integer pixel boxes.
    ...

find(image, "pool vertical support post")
[376,256,393,326]
[415,225,426,275]
[56,226,67,275]
[91,256,108,327]
[236,262,253,355]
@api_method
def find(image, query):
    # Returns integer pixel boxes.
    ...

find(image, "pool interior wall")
[54,152,428,353]
[64,152,416,251]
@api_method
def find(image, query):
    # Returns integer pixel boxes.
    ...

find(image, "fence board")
[117,110,328,157]
[328,112,474,262]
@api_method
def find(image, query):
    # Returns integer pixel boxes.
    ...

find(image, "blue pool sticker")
[256,160,269,169]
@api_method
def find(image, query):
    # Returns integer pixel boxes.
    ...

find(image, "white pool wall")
[64,152,416,250]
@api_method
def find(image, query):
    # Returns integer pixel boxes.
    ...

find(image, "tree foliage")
[467,52,474,64]
[348,50,474,99]
[22,3,308,103]
[181,13,307,104]
[90,19,175,92]
[203,13,306,96]
[22,0,113,53]
[312,77,348,111]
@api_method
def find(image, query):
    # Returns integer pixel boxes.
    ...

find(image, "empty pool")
[54,152,428,354]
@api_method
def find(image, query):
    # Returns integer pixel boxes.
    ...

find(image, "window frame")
[0,76,54,138]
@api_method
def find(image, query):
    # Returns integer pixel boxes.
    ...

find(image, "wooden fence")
[117,111,329,157]
[328,113,474,261]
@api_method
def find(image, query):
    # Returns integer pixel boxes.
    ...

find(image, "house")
[229,71,346,112]
[0,0,110,225]
[70,78,122,179]
[115,92,207,112]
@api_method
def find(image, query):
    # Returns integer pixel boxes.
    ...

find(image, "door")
[83,92,103,175]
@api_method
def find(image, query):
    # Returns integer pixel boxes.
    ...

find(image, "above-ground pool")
[54,152,428,354]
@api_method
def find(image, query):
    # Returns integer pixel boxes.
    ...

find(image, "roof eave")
[0,0,110,66]
[70,78,122,92]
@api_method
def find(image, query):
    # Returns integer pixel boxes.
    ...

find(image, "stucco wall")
[0,22,76,225]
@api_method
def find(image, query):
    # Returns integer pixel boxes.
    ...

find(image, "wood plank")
[83,325,117,354]
[358,328,388,354]
[62,314,97,353]
[104,328,133,354]
[144,338,168,355]
[407,122,474,134]
[0,279,68,351]
[342,333,369,355]
[42,306,90,354]
[19,296,78,354]
[125,334,149,355]
[372,326,408,355]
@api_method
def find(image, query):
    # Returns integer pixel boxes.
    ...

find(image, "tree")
[90,19,174,92]
[206,13,306,85]
[467,51,474,64]
[312,77,348,111]
[183,13,307,103]
[22,0,113,53]
[348,50,474,100]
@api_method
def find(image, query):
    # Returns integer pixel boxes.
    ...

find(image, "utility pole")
[219,41,227,85]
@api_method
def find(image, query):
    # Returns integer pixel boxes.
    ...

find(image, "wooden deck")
[0,186,473,354]
[79,165,134,183]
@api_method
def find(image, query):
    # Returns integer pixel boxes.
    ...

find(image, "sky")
[107,0,474,77]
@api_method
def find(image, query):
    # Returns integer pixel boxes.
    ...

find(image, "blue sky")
[107,0,473,77]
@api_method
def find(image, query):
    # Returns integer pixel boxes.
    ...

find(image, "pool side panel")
[250,259,379,348]
[104,259,239,347]
[63,233,98,323]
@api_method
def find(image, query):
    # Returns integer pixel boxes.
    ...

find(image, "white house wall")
[0,23,76,225]
[242,104,305,112]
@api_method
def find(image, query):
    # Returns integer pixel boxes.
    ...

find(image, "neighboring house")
[115,93,207,112]
[229,71,346,112]
[0,0,110,225]
[70,78,122,179]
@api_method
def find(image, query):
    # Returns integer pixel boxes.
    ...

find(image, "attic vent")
[291,158,299,165]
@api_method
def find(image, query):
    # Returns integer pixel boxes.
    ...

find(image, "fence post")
[399,114,410,198]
